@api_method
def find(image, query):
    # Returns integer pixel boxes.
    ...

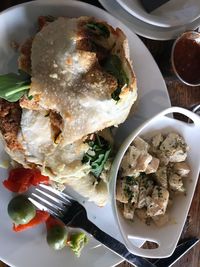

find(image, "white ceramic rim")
[99,0,200,40]
[110,106,200,258]
[116,0,200,28]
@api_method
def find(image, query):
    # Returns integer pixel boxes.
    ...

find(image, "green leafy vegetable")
[86,22,110,38]
[111,87,121,101]
[27,95,33,100]
[102,55,129,101]
[68,232,88,257]
[0,70,31,102]
[82,134,111,178]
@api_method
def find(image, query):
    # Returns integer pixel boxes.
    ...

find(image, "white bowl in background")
[99,0,200,40]
[110,106,200,258]
[116,0,200,28]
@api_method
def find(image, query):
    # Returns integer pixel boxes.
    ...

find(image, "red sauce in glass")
[173,37,200,84]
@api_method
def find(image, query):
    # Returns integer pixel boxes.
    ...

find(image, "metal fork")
[30,185,199,267]
[30,184,155,267]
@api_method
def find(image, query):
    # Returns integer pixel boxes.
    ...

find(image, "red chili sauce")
[173,37,200,84]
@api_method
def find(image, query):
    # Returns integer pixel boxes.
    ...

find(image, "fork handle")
[81,219,155,267]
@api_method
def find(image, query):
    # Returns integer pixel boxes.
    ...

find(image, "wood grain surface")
[0,1,200,267]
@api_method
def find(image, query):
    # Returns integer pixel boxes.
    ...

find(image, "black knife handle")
[81,218,155,267]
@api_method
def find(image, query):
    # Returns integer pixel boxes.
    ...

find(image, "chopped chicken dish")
[116,132,190,226]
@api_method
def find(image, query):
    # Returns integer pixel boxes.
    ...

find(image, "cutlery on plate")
[29,184,198,267]
[30,184,155,267]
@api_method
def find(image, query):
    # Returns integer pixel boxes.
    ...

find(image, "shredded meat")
[19,95,40,110]
[77,19,110,62]
[38,16,55,31]
[77,38,109,62]
[82,64,117,95]
[49,111,63,143]
[18,16,55,74]
[0,99,22,151]
[38,16,50,31]
[18,37,33,74]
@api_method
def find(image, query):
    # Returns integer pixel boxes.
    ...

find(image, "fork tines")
[29,184,72,218]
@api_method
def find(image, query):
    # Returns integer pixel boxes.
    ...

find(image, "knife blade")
[152,238,199,267]
[140,0,170,13]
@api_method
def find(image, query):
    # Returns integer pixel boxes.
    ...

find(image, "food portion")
[46,217,68,251]
[3,167,49,193]
[67,232,88,257]
[8,195,36,225]
[7,195,50,231]
[0,16,137,206]
[116,132,190,226]
[7,194,87,256]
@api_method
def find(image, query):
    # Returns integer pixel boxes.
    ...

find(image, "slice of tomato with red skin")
[46,215,64,230]
[3,168,49,193]
[3,168,34,193]
[13,210,50,232]
[31,169,49,186]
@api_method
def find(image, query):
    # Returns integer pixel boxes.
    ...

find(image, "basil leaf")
[82,134,111,178]
[27,95,33,100]
[111,87,121,101]
[102,55,129,101]
[86,22,110,38]
[0,71,31,102]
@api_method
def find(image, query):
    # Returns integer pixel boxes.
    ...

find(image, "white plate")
[99,0,200,40]
[116,0,200,28]
[0,1,170,267]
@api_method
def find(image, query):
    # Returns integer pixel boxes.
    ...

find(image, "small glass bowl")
[171,31,200,87]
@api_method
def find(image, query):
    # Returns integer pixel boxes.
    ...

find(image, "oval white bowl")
[116,0,200,28]
[109,106,200,258]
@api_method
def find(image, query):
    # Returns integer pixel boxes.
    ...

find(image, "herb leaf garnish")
[82,134,111,178]
[86,22,110,38]
[102,55,129,101]
[0,70,31,102]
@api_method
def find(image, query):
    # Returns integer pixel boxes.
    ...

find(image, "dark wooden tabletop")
[0,1,200,267]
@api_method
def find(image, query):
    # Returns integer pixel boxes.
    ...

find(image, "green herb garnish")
[102,55,129,101]
[86,22,110,38]
[0,70,31,102]
[124,185,133,202]
[82,134,111,178]
[126,176,137,185]
[27,95,33,100]
[111,87,121,101]
[68,232,88,257]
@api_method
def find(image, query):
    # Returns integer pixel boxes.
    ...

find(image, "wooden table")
[0,1,200,266]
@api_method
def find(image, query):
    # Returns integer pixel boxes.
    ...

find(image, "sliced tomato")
[13,210,50,232]
[3,168,49,193]
[46,215,64,230]
[3,168,34,193]
[31,169,49,186]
